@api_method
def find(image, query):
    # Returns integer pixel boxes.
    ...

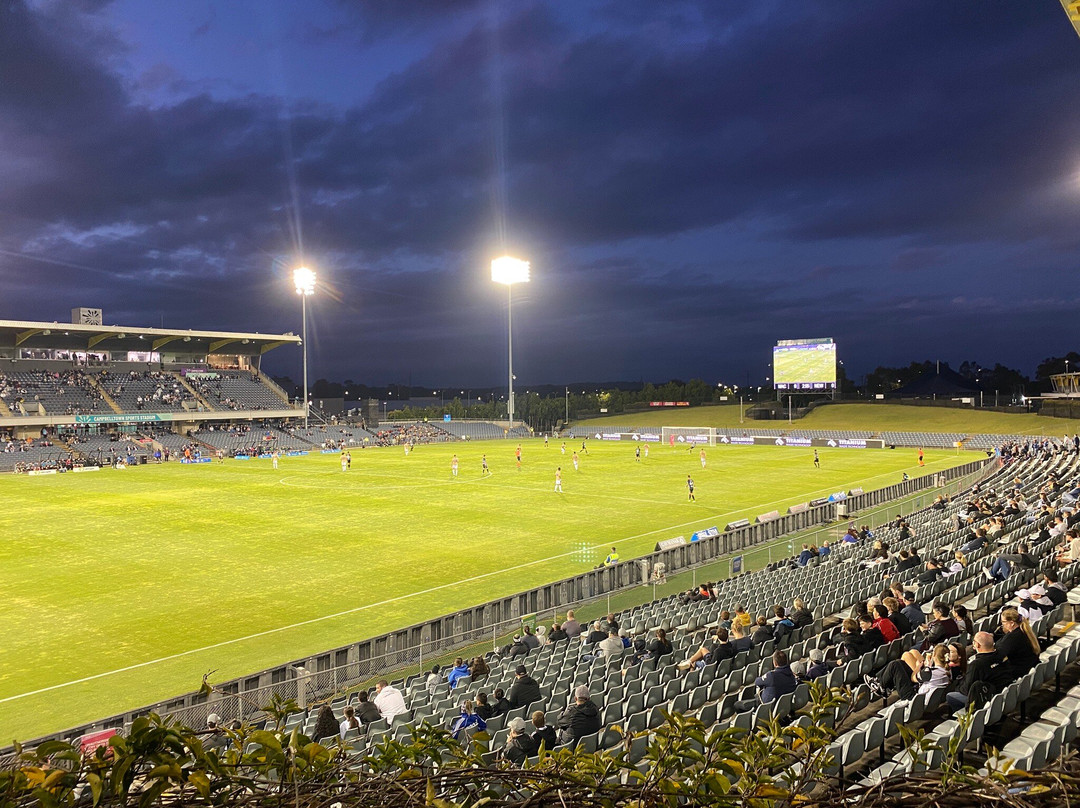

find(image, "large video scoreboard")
[773,338,837,390]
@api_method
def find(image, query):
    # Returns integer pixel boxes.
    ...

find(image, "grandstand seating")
[0,369,108,416]
[288,425,376,447]
[97,371,198,412]
[186,371,287,411]
[192,425,311,455]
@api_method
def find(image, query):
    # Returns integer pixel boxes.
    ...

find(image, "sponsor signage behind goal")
[717,435,884,449]
[648,401,690,407]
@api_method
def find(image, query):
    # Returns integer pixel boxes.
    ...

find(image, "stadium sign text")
[648,401,690,407]
[74,413,165,424]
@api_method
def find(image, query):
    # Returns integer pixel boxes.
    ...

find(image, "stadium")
[5,2,1080,807]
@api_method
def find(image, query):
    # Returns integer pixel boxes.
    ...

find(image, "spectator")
[1015,585,1054,621]
[735,650,797,712]
[872,605,900,643]
[339,705,361,739]
[501,717,538,764]
[562,610,582,639]
[805,648,830,680]
[901,591,926,628]
[945,551,967,577]
[790,598,814,628]
[592,629,623,661]
[952,604,974,636]
[505,634,530,659]
[717,610,733,631]
[601,613,620,634]
[1042,571,1069,606]
[469,656,490,683]
[449,699,486,744]
[797,544,814,566]
[531,710,558,751]
[772,606,796,640]
[557,685,601,745]
[548,622,568,643]
[985,542,1036,582]
[1056,530,1080,566]
[751,615,773,646]
[680,627,723,671]
[312,705,338,743]
[507,665,542,709]
[883,597,911,635]
[372,680,407,725]
[947,640,968,683]
[584,620,608,646]
[946,632,999,712]
[838,618,868,660]
[730,621,753,653]
[920,603,960,650]
[990,608,1040,686]
[354,690,383,726]
[856,613,885,651]
[917,560,944,585]
[733,604,753,628]
[918,645,951,697]
[646,628,673,663]
[447,657,471,689]
[425,664,442,696]
[866,649,923,701]
[490,688,512,717]
[521,625,541,651]
[474,692,494,720]
[203,713,228,753]
[818,541,832,559]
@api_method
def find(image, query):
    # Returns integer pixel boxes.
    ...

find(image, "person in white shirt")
[372,680,408,724]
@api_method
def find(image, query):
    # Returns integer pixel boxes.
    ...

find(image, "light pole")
[491,256,530,429]
[565,386,569,426]
[292,267,316,428]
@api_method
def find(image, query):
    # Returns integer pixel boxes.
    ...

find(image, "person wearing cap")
[447,657,471,689]
[901,591,925,629]
[557,685,601,745]
[507,665,542,709]
[506,634,530,659]
[204,713,228,752]
[1015,585,1053,621]
[501,716,539,765]
[531,710,557,751]
[805,649,830,680]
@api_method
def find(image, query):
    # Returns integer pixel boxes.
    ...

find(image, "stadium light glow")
[491,256,530,429]
[292,267,316,427]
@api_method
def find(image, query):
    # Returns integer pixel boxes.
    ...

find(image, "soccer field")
[0,439,972,743]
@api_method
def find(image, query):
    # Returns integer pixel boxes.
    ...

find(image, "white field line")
[0,457,958,704]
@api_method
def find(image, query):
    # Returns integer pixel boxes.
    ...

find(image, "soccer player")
[544,435,549,447]
[635,445,641,462]
[699,448,707,469]
[686,475,695,501]
[643,444,649,459]
[216,449,224,464]
[572,451,579,471]
[813,450,820,469]
[554,467,563,493]
[561,442,566,455]
[272,450,279,470]
[581,439,589,455]
[669,434,676,450]
[340,452,347,472]
[404,442,411,457]
[515,444,522,471]
[918,447,925,466]
[345,451,351,470]
[482,454,490,476]
[451,454,459,477]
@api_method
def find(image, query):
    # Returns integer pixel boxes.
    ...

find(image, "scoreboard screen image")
[773,340,837,390]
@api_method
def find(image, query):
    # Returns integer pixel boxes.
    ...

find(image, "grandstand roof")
[0,319,300,356]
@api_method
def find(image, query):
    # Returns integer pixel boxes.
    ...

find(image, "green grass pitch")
[0,438,973,743]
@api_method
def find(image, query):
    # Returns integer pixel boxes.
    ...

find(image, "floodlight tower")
[491,257,530,429]
[293,266,316,427]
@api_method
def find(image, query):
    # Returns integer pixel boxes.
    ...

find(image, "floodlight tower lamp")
[491,256,530,429]
[292,266,316,427]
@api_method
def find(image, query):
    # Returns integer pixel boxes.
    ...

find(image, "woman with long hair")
[996,607,1040,680]
[917,645,951,697]
[947,641,968,682]
[312,704,338,742]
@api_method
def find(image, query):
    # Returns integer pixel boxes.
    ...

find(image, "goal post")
[661,426,717,447]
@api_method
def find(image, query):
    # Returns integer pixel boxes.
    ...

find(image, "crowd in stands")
[370,422,451,447]
[0,369,105,415]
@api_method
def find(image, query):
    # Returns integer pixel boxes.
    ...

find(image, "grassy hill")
[576,402,1080,434]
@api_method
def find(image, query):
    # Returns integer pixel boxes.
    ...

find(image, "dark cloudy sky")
[1,0,1079,387]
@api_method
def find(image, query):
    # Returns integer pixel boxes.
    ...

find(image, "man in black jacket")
[507,665,542,709]
[946,632,1000,711]
[557,685,601,745]
[920,602,960,651]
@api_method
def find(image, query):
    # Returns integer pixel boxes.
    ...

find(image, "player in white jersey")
[451,454,459,477]
[554,467,563,492]
[699,448,707,469]
[572,451,579,471]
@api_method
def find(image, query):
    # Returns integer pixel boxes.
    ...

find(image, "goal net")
[661,426,717,447]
